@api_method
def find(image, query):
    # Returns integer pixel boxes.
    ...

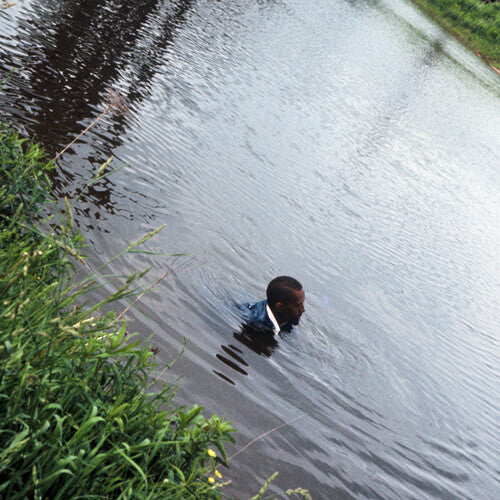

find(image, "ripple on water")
[1,0,499,497]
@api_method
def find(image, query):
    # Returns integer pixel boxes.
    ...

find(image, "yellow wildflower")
[208,477,215,484]
[207,449,217,458]
[214,469,222,478]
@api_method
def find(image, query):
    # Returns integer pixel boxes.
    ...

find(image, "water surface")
[1,0,499,497]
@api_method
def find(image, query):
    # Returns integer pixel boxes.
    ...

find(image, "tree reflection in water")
[1,0,194,216]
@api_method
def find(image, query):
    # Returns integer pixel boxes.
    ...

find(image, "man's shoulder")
[242,299,267,311]
[238,300,273,331]
[240,299,267,318]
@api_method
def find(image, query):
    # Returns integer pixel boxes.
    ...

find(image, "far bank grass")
[411,0,500,70]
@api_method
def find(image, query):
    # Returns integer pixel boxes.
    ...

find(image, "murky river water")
[1,0,499,497]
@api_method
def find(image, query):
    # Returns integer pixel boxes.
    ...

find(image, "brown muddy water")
[1,0,499,497]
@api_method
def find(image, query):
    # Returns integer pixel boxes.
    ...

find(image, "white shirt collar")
[266,304,281,335]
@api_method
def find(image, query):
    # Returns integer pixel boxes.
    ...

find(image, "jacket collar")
[266,303,281,335]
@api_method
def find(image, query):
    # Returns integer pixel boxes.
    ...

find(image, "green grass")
[411,0,500,69]
[0,123,235,499]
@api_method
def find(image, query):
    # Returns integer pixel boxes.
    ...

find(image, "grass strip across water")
[411,0,500,70]
[0,123,236,498]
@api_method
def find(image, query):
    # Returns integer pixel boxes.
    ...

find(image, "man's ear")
[275,302,284,312]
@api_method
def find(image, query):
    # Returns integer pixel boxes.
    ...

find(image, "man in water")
[241,276,305,335]
[214,277,305,382]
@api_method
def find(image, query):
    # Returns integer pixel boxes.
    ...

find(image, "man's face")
[279,288,306,325]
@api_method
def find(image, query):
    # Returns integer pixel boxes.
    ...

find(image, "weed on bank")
[0,123,235,499]
[412,0,499,68]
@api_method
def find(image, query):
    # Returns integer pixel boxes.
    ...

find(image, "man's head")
[266,276,305,326]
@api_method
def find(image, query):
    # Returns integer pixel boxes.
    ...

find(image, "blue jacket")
[239,300,275,332]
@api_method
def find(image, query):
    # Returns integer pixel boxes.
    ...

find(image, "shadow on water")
[0,0,194,213]
[214,324,295,385]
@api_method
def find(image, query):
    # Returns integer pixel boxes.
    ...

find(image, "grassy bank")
[411,0,500,70]
[0,123,235,498]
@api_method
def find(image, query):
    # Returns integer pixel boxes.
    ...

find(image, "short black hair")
[266,276,302,307]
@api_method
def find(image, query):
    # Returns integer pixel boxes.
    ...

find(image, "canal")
[1,0,499,497]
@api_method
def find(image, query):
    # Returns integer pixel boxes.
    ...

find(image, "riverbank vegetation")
[0,123,235,498]
[411,0,500,69]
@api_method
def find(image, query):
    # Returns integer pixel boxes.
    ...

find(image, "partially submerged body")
[239,276,305,335]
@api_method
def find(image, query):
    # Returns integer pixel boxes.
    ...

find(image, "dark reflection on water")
[214,326,283,384]
[234,327,280,358]
[1,0,193,146]
[1,0,193,220]
[1,0,499,498]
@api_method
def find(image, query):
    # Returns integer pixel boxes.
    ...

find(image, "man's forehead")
[293,289,305,302]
